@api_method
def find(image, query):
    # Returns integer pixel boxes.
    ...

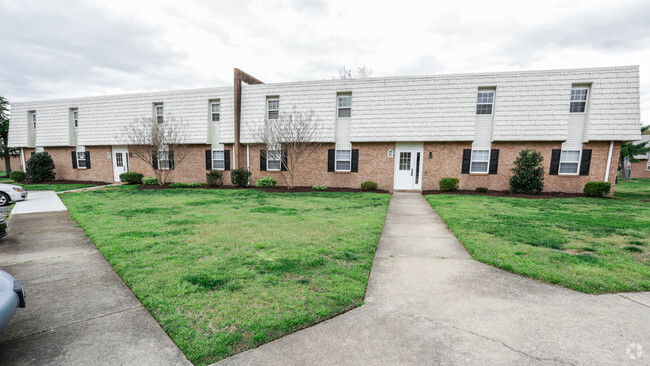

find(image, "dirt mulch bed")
[422,190,593,199]
[137,184,390,194]
[23,180,111,186]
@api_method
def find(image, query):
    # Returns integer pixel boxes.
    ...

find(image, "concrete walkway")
[217,193,650,365]
[0,195,190,364]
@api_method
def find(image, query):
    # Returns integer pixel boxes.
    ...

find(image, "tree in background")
[619,125,650,180]
[0,95,19,177]
[121,115,190,186]
[509,149,545,194]
[336,65,372,79]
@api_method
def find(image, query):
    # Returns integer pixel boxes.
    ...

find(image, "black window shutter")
[579,149,592,176]
[169,151,175,170]
[71,151,77,169]
[351,149,359,172]
[281,149,288,171]
[205,150,211,170]
[85,151,91,169]
[461,149,471,174]
[327,149,335,172]
[224,150,230,171]
[152,151,158,170]
[488,149,499,174]
[549,149,561,175]
[260,150,267,171]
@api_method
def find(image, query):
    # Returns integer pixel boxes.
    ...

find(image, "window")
[338,94,351,118]
[267,98,279,120]
[211,101,220,122]
[570,87,588,113]
[559,150,581,174]
[212,150,225,170]
[158,149,171,170]
[335,150,351,171]
[267,150,281,170]
[476,90,495,115]
[154,104,164,123]
[399,152,411,170]
[470,150,490,173]
[31,112,36,129]
[647,160,650,172]
[71,109,78,128]
[76,152,87,168]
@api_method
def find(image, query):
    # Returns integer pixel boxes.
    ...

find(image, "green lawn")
[17,183,97,192]
[61,186,389,365]
[426,179,650,294]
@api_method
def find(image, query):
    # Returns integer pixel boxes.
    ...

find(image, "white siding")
[562,114,587,150]
[472,115,494,149]
[335,118,351,150]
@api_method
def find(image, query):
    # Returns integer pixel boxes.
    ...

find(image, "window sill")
[557,173,579,177]
[469,172,489,175]
[334,170,351,174]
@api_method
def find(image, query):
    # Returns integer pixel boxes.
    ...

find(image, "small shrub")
[231,168,252,187]
[256,176,277,188]
[169,182,206,188]
[583,181,611,198]
[119,172,143,184]
[439,177,459,192]
[476,187,488,193]
[509,149,544,194]
[361,181,378,191]
[142,176,159,185]
[312,185,327,191]
[206,170,223,187]
[26,152,56,183]
[9,170,26,182]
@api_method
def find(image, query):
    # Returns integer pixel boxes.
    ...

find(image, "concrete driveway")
[217,193,650,365]
[0,193,190,365]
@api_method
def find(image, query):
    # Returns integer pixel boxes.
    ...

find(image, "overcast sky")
[1,0,648,124]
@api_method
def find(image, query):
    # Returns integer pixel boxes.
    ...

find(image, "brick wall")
[42,146,114,182]
[630,160,650,178]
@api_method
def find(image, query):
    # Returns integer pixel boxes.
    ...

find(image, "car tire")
[0,193,10,206]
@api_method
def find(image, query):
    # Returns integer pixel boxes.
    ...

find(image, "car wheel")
[0,193,10,206]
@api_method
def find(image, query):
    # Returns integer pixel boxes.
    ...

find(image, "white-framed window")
[646,160,650,171]
[476,90,495,115]
[210,101,220,122]
[559,150,581,174]
[267,150,281,170]
[76,152,87,169]
[154,103,164,123]
[212,150,225,170]
[570,87,589,113]
[338,94,351,118]
[470,150,490,173]
[71,109,78,128]
[158,149,171,170]
[31,112,36,129]
[335,150,351,171]
[267,98,279,120]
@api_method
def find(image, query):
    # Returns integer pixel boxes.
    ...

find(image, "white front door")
[112,146,129,182]
[393,149,423,190]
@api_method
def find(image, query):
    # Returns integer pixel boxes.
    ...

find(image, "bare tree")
[336,65,373,79]
[253,108,324,189]
[120,115,190,186]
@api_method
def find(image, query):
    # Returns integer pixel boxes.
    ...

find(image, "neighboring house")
[8,66,641,193]
[628,135,650,178]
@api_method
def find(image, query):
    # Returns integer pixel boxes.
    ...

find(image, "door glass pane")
[399,152,411,170]
[415,152,420,184]
[116,153,123,167]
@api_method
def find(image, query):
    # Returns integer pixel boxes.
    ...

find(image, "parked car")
[0,270,25,333]
[0,183,28,206]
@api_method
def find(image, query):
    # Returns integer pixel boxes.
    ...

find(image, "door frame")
[111,146,129,182]
[393,147,424,190]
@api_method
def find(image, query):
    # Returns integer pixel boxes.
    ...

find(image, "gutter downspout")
[20,147,26,172]
[246,144,250,186]
[604,141,614,183]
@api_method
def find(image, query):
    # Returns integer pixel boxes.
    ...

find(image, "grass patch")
[426,179,650,294]
[16,183,96,192]
[61,186,389,365]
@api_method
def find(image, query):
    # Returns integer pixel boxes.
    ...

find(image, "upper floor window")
[570,87,589,113]
[338,94,351,118]
[335,150,351,171]
[31,112,36,129]
[470,149,490,173]
[154,103,164,123]
[71,109,79,128]
[476,90,495,115]
[212,150,225,170]
[211,101,220,122]
[559,150,581,174]
[267,98,279,120]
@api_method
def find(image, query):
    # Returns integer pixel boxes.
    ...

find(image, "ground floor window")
[470,150,489,173]
[212,150,225,170]
[646,160,650,171]
[158,149,171,170]
[335,150,351,171]
[76,152,87,168]
[559,150,581,174]
[267,150,281,170]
